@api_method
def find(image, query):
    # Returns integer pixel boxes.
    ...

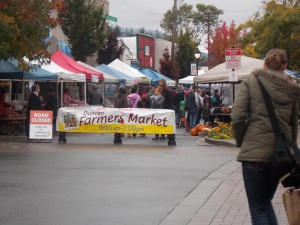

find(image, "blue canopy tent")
[11,60,57,81]
[96,64,135,86]
[132,66,176,86]
[141,69,176,86]
[140,69,158,84]
[0,60,24,79]
[0,60,57,81]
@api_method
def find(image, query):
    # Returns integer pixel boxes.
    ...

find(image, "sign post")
[225,48,241,69]
[225,48,241,82]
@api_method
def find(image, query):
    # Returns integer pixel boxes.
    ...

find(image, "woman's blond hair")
[158,78,168,92]
[264,49,287,70]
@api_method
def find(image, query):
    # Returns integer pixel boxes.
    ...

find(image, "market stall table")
[0,114,26,136]
[209,113,231,124]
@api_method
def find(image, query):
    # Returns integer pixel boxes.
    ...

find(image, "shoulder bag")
[256,76,300,187]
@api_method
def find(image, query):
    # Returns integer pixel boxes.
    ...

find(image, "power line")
[111,0,166,17]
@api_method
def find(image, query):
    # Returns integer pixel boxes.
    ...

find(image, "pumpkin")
[181,118,185,123]
[190,128,198,136]
[196,124,204,133]
[221,107,226,113]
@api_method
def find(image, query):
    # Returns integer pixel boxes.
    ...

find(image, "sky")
[109,0,264,30]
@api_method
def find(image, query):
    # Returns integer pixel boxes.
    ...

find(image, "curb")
[204,137,236,147]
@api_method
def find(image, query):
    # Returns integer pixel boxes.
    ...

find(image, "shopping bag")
[282,188,300,225]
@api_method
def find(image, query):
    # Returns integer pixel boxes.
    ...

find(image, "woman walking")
[157,78,172,139]
[231,49,300,225]
[150,88,165,140]
[114,87,128,108]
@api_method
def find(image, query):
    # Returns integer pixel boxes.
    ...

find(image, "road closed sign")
[225,48,241,69]
[29,110,53,139]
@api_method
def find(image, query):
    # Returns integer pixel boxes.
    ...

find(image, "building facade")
[120,36,172,72]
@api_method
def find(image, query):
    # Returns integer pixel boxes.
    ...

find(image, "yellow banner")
[57,107,176,134]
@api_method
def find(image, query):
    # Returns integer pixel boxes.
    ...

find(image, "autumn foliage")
[0,0,62,68]
[159,48,181,80]
[209,21,239,68]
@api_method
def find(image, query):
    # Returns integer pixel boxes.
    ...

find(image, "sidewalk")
[160,159,288,225]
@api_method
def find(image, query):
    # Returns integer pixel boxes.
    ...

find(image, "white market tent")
[108,59,150,84]
[179,70,205,84]
[20,58,87,108]
[39,60,87,107]
[193,56,264,84]
[24,57,86,82]
[77,61,118,83]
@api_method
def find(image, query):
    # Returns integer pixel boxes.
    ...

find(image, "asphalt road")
[0,132,237,225]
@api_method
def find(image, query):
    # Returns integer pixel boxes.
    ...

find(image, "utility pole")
[207,13,211,69]
[171,0,177,60]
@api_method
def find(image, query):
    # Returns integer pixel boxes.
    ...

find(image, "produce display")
[208,122,233,139]
[190,122,234,139]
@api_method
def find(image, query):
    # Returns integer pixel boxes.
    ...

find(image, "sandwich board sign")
[29,110,53,139]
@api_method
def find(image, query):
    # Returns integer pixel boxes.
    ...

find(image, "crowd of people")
[114,78,223,140]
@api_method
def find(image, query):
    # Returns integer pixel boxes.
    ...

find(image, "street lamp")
[194,49,201,75]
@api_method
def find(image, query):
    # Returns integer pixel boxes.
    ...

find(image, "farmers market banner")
[56,107,176,134]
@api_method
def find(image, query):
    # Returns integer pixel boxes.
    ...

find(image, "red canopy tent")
[51,50,103,81]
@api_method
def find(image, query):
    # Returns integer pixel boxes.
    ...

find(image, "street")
[0,131,237,225]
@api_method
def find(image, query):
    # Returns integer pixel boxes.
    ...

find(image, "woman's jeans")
[242,162,279,225]
[188,109,197,129]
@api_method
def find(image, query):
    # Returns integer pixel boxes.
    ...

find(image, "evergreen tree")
[160,3,194,40]
[176,31,197,78]
[112,25,122,37]
[155,30,162,39]
[138,27,146,34]
[96,29,124,65]
[123,27,135,37]
[58,0,106,61]
[159,47,180,80]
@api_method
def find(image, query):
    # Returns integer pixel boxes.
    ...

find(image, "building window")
[145,45,149,56]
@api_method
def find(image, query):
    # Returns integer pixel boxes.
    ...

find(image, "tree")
[210,21,239,68]
[96,29,124,65]
[0,0,58,69]
[193,4,223,68]
[175,31,197,78]
[111,25,122,37]
[160,3,223,68]
[238,0,300,70]
[192,4,223,43]
[154,29,163,39]
[160,3,194,41]
[58,0,106,62]
[123,27,135,37]
[138,27,146,34]
[159,47,180,80]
